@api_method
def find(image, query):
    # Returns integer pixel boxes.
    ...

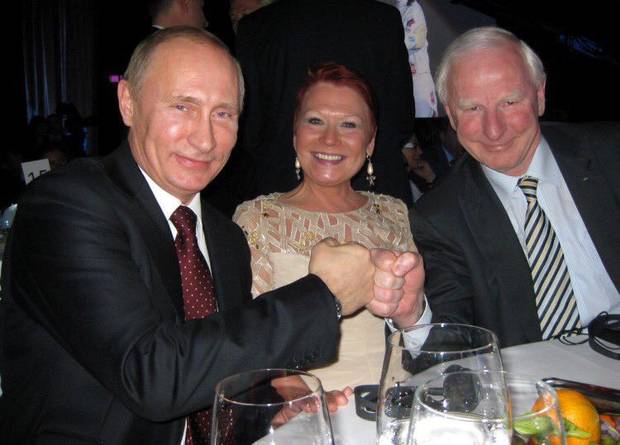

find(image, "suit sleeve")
[409,206,475,325]
[8,168,339,421]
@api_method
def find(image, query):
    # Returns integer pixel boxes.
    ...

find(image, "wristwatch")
[334,297,343,321]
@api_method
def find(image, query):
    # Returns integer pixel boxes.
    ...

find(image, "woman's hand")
[269,377,352,427]
[269,383,353,427]
[325,386,354,413]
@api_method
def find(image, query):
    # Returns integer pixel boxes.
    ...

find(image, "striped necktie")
[517,176,581,339]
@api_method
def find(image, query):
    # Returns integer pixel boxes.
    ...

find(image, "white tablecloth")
[330,337,620,445]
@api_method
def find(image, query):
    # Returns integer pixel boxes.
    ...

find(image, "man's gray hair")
[435,26,546,104]
[124,26,245,110]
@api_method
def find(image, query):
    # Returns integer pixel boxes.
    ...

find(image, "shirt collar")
[139,168,203,226]
[482,136,561,196]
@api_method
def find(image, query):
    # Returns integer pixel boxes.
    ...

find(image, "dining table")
[330,336,619,445]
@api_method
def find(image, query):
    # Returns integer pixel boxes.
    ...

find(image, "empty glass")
[211,368,334,445]
[377,323,503,445]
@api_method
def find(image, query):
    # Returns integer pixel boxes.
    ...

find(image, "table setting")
[331,326,619,445]
[212,323,619,444]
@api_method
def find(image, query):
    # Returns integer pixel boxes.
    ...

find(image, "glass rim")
[389,322,500,353]
[503,373,561,419]
[413,370,559,420]
[214,368,325,408]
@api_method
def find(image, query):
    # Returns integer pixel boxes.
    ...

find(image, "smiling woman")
[292,81,375,203]
[233,63,418,393]
[284,63,377,212]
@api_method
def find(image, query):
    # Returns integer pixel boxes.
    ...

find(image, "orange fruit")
[533,389,600,445]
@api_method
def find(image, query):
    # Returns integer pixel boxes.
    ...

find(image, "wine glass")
[377,323,503,445]
[409,371,567,445]
[211,368,334,445]
[409,369,511,445]
[509,375,566,445]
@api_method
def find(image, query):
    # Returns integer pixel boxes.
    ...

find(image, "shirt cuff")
[384,295,432,333]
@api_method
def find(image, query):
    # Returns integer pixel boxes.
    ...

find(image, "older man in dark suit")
[410,27,620,347]
[0,27,424,443]
[232,0,415,210]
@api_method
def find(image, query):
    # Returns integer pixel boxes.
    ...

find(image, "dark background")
[9,0,619,157]
[457,0,618,122]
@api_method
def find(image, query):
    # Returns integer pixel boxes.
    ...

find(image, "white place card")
[21,158,51,184]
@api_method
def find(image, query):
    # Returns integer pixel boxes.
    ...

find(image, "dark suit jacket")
[411,122,620,347]
[233,0,414,206]
[0,143,340,444]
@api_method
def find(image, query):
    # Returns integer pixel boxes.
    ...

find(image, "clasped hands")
[273,238,425,417]
[309,238,425,327]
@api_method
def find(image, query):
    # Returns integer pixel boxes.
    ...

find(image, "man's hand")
[366,249,425,328]
[309,238,374,316]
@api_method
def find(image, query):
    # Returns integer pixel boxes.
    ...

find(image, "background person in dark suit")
[149,0,208,30]
[410,27,620,348]
[0,27,424,443]
[230,0,415,214]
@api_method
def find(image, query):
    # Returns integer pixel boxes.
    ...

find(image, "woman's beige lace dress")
[233,191,416,390]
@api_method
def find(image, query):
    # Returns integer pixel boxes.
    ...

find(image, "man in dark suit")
[231,0,415,210]
[410,27,620,347]
[148,0,236,51]
[0,28,425,443]
[149,0,208,29]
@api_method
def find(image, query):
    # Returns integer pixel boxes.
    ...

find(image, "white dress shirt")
[482,138,620,326]
[391,297,433,352]
[140,169,212,268]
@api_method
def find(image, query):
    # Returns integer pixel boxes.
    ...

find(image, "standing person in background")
[229,0,271,31]
[396,0,438,117]
[97,0,209,159]
[233,0,415,210]
[234,63,427,392]
[402,133,437,200]
[436,117,465,167]
[411,26,620,347]
[149,0,208,30]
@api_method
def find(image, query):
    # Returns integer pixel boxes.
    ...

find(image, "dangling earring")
[294,156,301,181]
[366,154,376,186]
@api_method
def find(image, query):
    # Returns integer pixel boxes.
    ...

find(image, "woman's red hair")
[294,62,377,131]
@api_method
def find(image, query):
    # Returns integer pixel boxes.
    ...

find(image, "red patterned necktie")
[170,205,217,445]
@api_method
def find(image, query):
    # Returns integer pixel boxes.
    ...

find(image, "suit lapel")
[546,128,620,290]
[459,160,542,342]
[200,201,247,313]
[102,142,185,319]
